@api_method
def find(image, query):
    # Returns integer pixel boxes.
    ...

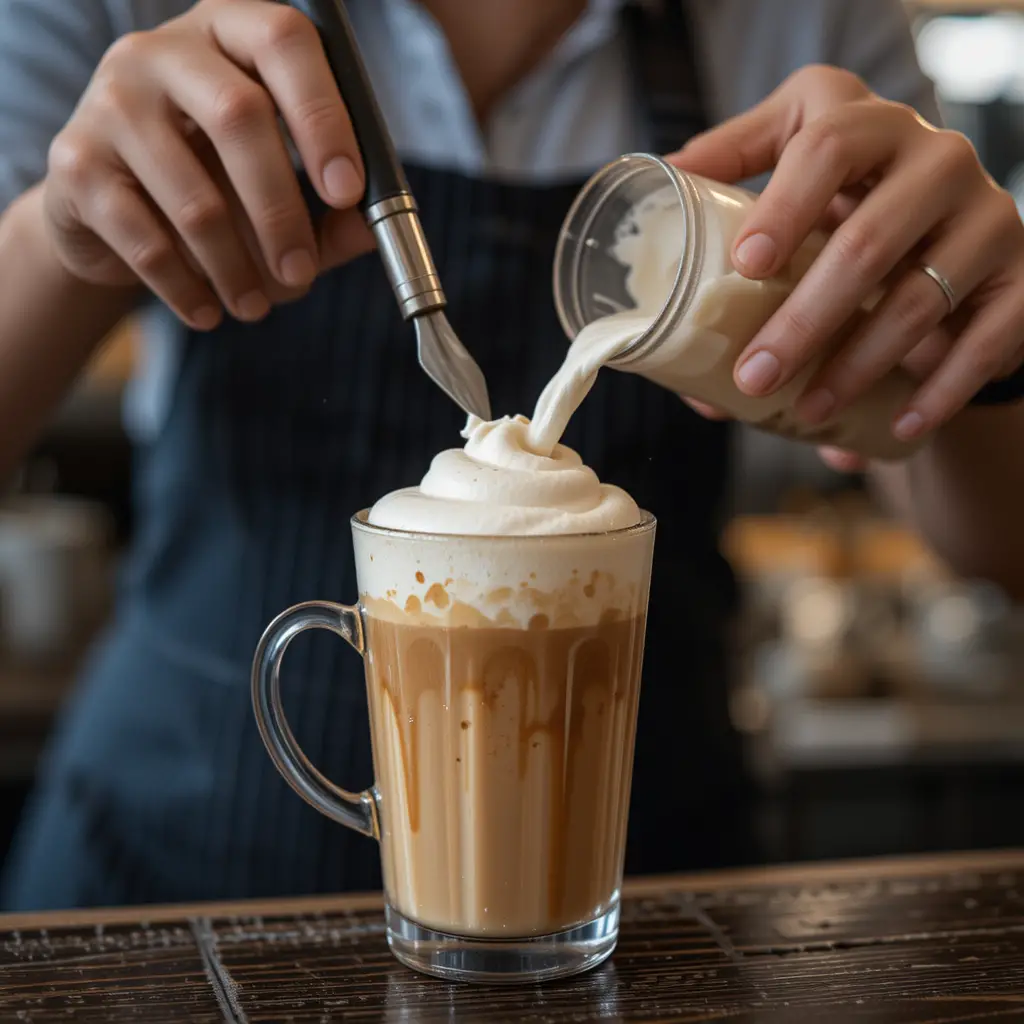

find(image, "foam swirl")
[367,415,640,536]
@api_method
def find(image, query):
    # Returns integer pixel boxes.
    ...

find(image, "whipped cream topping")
[368,414,640,536]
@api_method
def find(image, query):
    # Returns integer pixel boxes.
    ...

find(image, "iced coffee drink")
[252,413,654,983]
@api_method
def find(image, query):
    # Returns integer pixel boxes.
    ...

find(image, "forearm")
[0,185,138,479]
[870,404,1024,600]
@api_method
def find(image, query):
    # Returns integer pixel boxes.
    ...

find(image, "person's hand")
[668,65,1024,461]
[42,0,374,331]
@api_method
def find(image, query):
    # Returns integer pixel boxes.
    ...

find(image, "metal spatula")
[287,0,492,421]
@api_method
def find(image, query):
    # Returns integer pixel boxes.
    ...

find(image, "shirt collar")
[382,0,630,72]
[505,1,630,115]
[558,0,632,64]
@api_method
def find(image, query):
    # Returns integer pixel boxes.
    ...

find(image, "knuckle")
[87,72,136,121]
[100,30,151,70]
[129,235,176,276]
[830,223,882,281]
[253,198,303,237]
[933,130,979,179]
[883,98,921,129]
[780,305,820,349]
[89,186,129,227]
[259,6,315,53]
[762,191,803,239]
[801,116,848,167]
[791,64,866,99]
[210,83,273,138]
[177,192,229,236]
[892,282,941,338]
[292,95,345,138]
[47,132,100,191]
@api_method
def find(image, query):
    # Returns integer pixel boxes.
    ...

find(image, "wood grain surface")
[3,850,1024,1022]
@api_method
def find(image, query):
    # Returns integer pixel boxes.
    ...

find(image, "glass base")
[385,901,620,984]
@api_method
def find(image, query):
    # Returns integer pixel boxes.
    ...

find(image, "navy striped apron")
[1,1,751,911]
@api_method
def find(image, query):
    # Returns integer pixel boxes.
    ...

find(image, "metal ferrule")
[366,195,446,319]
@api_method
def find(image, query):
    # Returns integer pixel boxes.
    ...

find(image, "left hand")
[668,65,1024,470]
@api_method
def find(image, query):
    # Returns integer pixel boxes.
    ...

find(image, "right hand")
[42,0,374,331]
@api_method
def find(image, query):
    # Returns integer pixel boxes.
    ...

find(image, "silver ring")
[920,263,957,315]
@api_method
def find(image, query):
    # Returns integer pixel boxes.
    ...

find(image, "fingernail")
[734,232,778,276]
[323,156,362,205]
[280,249,317,288]
[894,410,925,441]
[237,290,270,321]
[191,305,222,331]
[798,387,836,424]
[736,350,781,394]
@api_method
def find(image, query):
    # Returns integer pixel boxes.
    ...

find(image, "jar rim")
[551,152,704,364]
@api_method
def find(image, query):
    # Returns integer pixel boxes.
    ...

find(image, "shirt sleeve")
[694,0,941,127]
[0,0,117,212]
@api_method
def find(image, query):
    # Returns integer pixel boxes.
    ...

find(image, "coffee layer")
[366,614,646,937]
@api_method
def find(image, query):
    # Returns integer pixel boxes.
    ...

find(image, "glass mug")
[251,510,656,983]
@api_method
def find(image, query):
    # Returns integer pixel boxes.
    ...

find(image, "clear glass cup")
[252,510,656,984]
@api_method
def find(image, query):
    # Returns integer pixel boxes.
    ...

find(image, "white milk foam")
[353,516,651,630]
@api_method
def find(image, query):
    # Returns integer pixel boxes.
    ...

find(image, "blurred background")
[3,0,1024,877]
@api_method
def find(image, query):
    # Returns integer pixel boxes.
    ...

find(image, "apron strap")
[622,1,710,155]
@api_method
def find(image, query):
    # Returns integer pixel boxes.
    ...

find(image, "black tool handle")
[286,0,409,209]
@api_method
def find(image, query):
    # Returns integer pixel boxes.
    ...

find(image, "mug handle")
[251,600,378,838]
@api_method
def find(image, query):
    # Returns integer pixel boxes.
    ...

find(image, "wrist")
[5,185,68,286]
[4,184,139,307]
[0,186,140,477]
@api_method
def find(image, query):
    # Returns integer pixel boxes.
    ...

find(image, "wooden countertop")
[2,849,1024,1021]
